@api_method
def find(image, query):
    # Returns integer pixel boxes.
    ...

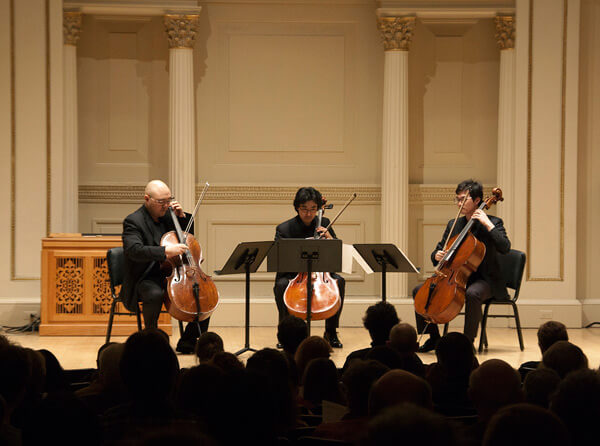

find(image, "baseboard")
[581,299,600,327]
[0,296,591,332]
[0,298,41,328]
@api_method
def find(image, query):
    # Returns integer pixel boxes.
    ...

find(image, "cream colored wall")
[0,0,63,325]
[78,14,169,184]
[194,1,383,184]
[408,18,500,185]
[578,0,600,323]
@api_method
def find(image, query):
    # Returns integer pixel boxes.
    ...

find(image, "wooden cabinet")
[40,235,172,336]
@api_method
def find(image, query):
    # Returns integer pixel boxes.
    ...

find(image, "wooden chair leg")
[135,304,143,331]
[512,302,525,351]
[443,323,449,336]
[106,299,117,344]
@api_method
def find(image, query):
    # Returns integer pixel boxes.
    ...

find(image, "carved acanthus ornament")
[495,16,515,50]
[377,16,416,51]
[63,12,82,46]
[164,14,200,49]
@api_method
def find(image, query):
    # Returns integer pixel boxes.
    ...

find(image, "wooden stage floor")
[5,326,600,371]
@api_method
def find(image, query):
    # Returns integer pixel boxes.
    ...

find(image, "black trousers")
[412,279,491,343]
[138,279,209,340]
[274,273,345,334]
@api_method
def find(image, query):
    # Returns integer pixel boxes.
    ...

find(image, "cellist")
[121,180,210,354]
[273,187,345,348]
[413,180,511,352]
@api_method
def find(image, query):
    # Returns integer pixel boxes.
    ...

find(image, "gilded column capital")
[164,14,200,49]
[377,16,416,51]
[63,12,82,46]
[495,15,515,50]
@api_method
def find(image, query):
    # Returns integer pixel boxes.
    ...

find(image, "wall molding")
[79,183,498,204]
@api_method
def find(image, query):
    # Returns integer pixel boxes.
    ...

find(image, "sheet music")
[342,244,374,275]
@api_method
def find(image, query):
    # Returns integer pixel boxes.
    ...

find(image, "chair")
[478,249,526,353]
[105,247,184,343]
[443,249,526,353]
[105,247,142,343]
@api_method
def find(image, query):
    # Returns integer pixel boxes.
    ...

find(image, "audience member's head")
[436,332,477,378]
[277,315,308,356]
[0,334,10,348]
[96,342,116,367]
[537,321,568,354]
[246,348,297,436]
[302,358,344,406]
[176,363,225,431]
[551,368,600,444]
[0,344,31,416]
[362,302,400,346]
[388,323,418,354]
[541,340,588,379]
[483,403,569,446]
[468,359,523,422]
[523,368,561,409]
[119,328,179,403]
[365,345,403,370]
[247,348,291,386]
[369,370,432,416]
[209,351,245,373]
[194,331,224,363]
[342,359,389,417]
[23,348,46,402]
[295,335,332,380]
[367,403,458,446]
[38,348,67,394]
[97,342,125,393]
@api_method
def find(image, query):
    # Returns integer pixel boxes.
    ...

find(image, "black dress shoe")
[276,342,283,349]
[176,338,196,354]
[324,331,343,349]
[418,336,440,353]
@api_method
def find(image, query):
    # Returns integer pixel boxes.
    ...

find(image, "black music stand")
[267,239,342,335]
[353,243,418,302]
[216,241,274,356]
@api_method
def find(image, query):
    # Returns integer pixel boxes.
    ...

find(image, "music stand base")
[235,346,258,356]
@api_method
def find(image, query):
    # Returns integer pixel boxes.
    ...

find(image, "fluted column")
[377,16,415,299]
[164,14,199,211]
[63,11,82,232]
[495,16,516,233]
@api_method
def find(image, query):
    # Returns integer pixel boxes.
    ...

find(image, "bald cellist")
[121,180,210,354]
[413,180,511,352]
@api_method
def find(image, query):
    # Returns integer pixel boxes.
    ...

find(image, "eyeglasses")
[298,206,318,213]
[453,195,471,205]
[150,196,174,206]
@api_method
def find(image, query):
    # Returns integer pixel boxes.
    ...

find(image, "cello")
[283,193,357,321]
[160,185,219,322]
[414,188,504,325]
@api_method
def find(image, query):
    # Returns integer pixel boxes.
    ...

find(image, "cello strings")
[444,190,469,251]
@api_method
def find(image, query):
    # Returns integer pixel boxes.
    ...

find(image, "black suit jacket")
[274,215,337,280]
[120,205,192,311]
[431,215,511,300]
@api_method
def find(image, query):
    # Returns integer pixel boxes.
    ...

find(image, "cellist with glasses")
[273,187,345,348]
[120,180,210,354]
[412,180,511,352]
